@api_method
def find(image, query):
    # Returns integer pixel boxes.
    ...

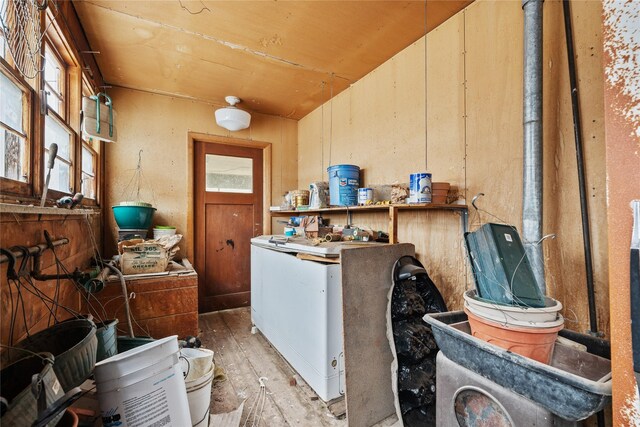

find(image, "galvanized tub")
[0,352,65,427]
[423,311,612,421]
[95,319,118,362]
[2,319,98,392]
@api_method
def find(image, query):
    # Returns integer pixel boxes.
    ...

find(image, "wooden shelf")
[0,203,99,216]
[270,203,467,215]
[270,203,468,243]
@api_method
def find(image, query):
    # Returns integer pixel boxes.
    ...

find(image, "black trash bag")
[391,280,426,320]
[393,320,437,364]
[390,255,447,427]
[398,362,437,411]
[416,276,447,314]
[403,405,436,426]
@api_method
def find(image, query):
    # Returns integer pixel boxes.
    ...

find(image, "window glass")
[45,115,72,193]
[0,72,23,132]
[0,71,28,182]
[0,34,6,61]
[82,145,94,172]
[205,154,253,193]
[44,46,63,115]
[0,130,26,182]
[0,4,7,60]
[81,145,95,199]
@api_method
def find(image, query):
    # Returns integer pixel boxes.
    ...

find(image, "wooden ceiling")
[73,1,472,120]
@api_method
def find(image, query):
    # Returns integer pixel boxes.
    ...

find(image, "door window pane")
[205,154,252,193]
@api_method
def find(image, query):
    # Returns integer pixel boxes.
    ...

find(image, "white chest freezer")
[250,236,347,401]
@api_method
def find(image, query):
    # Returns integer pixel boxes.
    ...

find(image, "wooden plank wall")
[0,213,101,348]
[104,87,298,259]
[297,0,609,335]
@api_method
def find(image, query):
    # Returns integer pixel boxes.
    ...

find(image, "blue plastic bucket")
[327,165,360,206]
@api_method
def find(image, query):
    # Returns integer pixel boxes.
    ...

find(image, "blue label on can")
[409,173,432,203]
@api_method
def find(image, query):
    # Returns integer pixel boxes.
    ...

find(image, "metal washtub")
[423,311,611,421]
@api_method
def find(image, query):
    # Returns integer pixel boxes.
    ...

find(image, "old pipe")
[522,0,546,294]
[562,0,598,336]
[0,238,69,264]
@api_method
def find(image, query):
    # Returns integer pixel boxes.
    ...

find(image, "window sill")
[0,202,100,216]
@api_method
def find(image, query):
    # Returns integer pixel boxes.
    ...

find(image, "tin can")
[409,173,432,203]
[358,188,373,205]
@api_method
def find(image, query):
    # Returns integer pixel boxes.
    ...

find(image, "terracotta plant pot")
[464,307,563,364]
[431,182,451,191]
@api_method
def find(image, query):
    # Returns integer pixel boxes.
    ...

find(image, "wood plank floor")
[199,307,352,426]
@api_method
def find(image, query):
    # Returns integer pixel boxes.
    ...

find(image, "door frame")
[186,131,272,260]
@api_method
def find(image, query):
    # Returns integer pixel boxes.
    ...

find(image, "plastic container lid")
[94,336,178,382]
[114,201,154,207]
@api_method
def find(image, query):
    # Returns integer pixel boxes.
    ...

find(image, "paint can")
[409,173,432,203]
[358,188,373,205]
[327,165,360,206]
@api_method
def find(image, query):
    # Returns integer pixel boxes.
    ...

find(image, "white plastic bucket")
[94,336,191,427]
[180,347,214,381]
[463,289,563,324]
[153,227,177,239]
[185,366,214,427]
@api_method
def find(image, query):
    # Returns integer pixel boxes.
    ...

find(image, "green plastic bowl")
[112,204,156,229]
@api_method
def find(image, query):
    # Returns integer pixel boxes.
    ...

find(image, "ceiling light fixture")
[215,96,251,131]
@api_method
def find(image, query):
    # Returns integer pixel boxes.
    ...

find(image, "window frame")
[0,60,34,197]
[42,36,78,200]
[43,43,66,119]
[0,5,103,207]
[79,75,101,206]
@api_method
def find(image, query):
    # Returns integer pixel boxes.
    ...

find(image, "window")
[0,69,29,184]
[205,154,253,193]
[43,40,75,195]
[44,115,73,193]
[44,45,64,116]
[0,5,102,204]
[81,143,97,199]
[80,77,100,202]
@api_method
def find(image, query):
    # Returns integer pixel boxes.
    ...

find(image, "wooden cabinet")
[94,271,198,339]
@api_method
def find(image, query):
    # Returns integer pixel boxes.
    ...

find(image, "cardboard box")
[120,242,168,274]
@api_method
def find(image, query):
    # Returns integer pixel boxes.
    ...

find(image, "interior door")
[194,141,263,313]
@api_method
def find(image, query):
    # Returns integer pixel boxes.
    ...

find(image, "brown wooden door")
[194,141,263,312]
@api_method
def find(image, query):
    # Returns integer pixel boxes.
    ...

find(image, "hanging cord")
[105,264,135,338]
[424,0,428,170]
[328,73,334,168]
[119,150,158,205]
[243,377,268,427]
[84,213,103,265]
[177,0,210,15]
[44,236,109,323]
[100,293,151,337]
[321,80,326,179]
[20,274,82,320]
[0,345,54,364]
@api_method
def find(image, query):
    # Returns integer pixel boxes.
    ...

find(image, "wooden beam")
[388,206,399,244]
[602,0,640,423]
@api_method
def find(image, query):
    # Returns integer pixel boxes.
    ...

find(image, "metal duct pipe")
[522,0,546,294]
